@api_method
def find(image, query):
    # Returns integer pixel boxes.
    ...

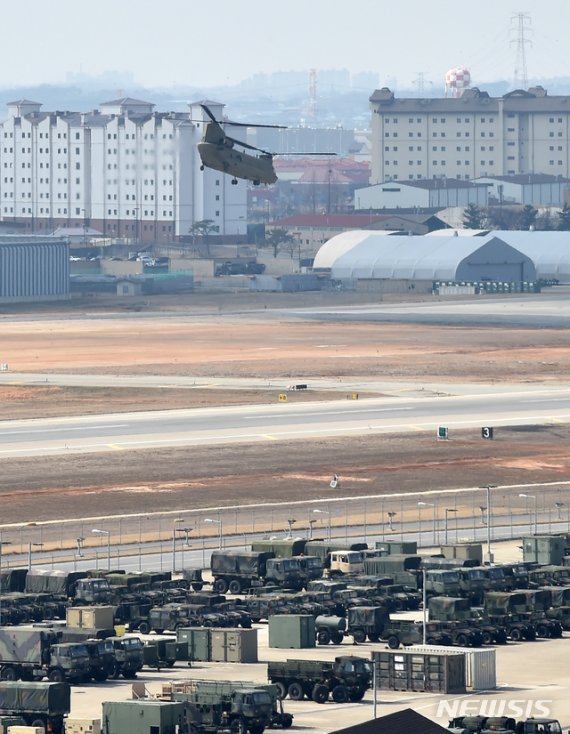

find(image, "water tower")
[445,67,471,97]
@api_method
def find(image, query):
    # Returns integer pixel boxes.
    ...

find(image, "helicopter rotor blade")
[199,104,218,123]
[274,152,338,156]
[226,135,273,155]
[224,120,286,130]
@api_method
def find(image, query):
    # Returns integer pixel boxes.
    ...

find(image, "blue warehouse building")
[0,236,69,303]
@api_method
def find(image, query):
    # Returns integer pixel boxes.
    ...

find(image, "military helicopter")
[196,104,334,186]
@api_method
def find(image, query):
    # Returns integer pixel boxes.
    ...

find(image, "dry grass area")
[0,293,569,525]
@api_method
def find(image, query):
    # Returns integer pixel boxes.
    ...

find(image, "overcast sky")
[3,0,570,91]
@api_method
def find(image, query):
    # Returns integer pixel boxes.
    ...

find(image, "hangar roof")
[314,229,570,280]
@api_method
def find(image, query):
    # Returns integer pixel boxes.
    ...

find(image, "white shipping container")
[8,728,44,734]
[65,719,102,734]
[406,645,496,691]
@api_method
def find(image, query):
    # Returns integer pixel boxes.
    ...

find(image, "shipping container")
[64,719,101,734]
[370,649,465,694]
[374,541,418,555]
[102,701,186,734]
[406,645,496,691]
[209,629,258,663]
[65,607,114,630]
[440,544,483,564]
[268,615,315,649]
[175,628,211,663]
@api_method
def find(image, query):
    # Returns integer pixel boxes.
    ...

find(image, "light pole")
[481,485,496,564]
[519,493,538,535]
[28,542,44,571]
[313,509,332,540]
[387,511,397,532]
[308,519,317,540]
[444,508,457,545]
[204,516,223,549]
[92,528,111,570]
[172,518,184,573]
[418,502,437,545]
[0,536,12,626]
[286,518,296,538]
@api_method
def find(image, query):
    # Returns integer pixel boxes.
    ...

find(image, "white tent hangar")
[314,231,537,282]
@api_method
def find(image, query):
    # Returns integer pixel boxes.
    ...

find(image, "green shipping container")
[268,614,315,649]
[102,700,186,734]
[175,628,211,662]
[375,541,418,555]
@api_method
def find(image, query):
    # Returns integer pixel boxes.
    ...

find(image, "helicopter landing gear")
[253,179,260,186]
[200,164,204,171]
[231,178,238,185]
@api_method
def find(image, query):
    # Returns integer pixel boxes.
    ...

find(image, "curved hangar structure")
[313,231,539,282]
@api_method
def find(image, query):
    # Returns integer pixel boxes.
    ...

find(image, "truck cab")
[328,551,365,576]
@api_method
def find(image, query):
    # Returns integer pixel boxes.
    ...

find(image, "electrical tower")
[308,69,317,122]
[511,12,532,89]
[413,72,426,96]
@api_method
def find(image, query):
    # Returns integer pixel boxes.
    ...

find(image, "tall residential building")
[0,98,246,243]
[369,85,570,185]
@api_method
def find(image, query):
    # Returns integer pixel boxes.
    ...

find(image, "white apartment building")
[369,86,570,185]
[0,98,247,244]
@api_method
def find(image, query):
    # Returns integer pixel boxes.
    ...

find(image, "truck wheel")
[249,726,265,734]
[510,627,523,641]
[48,668,64,683]
[536,624,549,638]
[317,630,331,645]
[191,583,204,591]
[352,629,366,644]
[93,670,107,682]
[331,631,344,645]
[387,635,400,650]
[525,627,537,641]
[312,684,329,704]
[368,634,380,643]
[229,718,247,734]
[138,621,150,635]
[228,579,242,595]
[31,720,45,732]
[281,714,293,728]
[349,686,366,702]
[214,578,229,594]
[482,631,493,645]
[287,681,304,701]
[107,662,120,680]
[332,685,349,704]
[456,633,468,647]
[275,682,287,700]
[1,666,17,681]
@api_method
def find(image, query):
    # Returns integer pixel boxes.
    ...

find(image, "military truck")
[363,555,422,577]
[483,592,538,641]
[428,596,507,644]
[0,681,70,734]
[424,570,462,598]
[170,679,290,733]
[267,656,372,703]
[303,542,368,576]
[297,556,323,583]
[24,570,113,605]
[106,635,144,679]
[426,598,484,646]
[379,619,453,649]
[251,539,308,558]
[484,591,562,639]
[448,715,565,734]
[80,638,116,682]
[314,615,347,645]
[210,552,303,594]
[346,606,389,643]
[0,628,90,683]
[143,638,177,670]
[541,586,570,630]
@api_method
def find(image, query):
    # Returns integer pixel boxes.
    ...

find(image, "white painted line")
[244,407,413,419]
[0,423,129,436]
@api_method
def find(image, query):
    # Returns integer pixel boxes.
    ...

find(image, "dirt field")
[0,292,569,526]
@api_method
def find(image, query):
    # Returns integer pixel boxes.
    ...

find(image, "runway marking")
[243,407,413,419]
[262,434,278,440]
[0,423,129,436]
[108,444,125,450]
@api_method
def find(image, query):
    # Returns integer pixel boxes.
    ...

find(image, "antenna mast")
[308,68,317,122]
[511,12,532,89]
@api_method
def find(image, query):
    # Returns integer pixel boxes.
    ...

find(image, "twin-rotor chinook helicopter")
[196,104,334,186]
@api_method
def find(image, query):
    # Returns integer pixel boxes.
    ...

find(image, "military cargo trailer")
[0,681,70,734]
[210,552,303,595]
[0,628,90,683]
[267,656,372,704]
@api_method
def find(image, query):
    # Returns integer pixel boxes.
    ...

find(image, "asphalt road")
[0,385,570,457]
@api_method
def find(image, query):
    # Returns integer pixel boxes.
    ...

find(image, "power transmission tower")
[413,72,426,96]
[511,12,532,89]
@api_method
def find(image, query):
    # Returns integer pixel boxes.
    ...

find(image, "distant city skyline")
[5,0,570,92]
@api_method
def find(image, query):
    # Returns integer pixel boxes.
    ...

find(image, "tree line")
[463,202,570,231]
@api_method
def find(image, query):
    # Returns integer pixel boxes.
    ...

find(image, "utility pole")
[511,12,532,89]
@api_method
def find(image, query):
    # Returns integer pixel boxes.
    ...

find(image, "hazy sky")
[3,0,570,90]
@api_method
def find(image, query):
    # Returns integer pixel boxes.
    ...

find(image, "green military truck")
[169,679,292,732]
[379,618,453,649]
[210,552,304,594]
[267,655,372,703]
[448,715,565,734]
[0,681,70,734]
[0,628,90,683]
[346,606,389,643]
[428,597,502,645]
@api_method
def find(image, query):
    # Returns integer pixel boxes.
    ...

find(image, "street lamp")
[308,519,317,540]
[286,518,296,538]
[172,518,184,573]
[28,542,44,571]
[519,493,538,535]
[0,536,12,626]
[444,508,457,545]
[313,509,332,540]
[92,528,111,570]
[204,517,223,549]
[480,484,497,564]
[387,512,397,532]
[418,502,437,545]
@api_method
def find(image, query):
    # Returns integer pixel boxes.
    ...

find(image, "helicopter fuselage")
[197,141,277,186]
